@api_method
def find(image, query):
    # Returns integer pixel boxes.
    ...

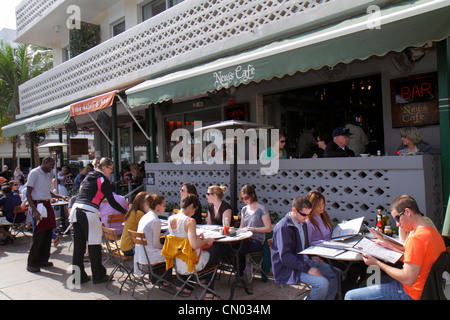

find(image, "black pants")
[27,229,53,267]
[72,209,106,282]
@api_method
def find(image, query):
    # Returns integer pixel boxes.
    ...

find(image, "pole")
[111,99,120,193]
[437,38,450,235]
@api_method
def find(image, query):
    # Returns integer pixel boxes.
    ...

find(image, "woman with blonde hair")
[306,190,333,245]
[397,127,440,155]
[206,185,232,226]
[119,191,149,256]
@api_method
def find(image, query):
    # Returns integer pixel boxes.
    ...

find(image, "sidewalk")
[0,232,286,301]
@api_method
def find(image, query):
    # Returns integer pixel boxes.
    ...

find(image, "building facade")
[2,0,450,228]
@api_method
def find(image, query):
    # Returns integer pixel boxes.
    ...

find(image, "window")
[112,18,126,37]
[141,0,184,21]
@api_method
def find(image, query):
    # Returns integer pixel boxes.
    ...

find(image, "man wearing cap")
[323,126,355,158]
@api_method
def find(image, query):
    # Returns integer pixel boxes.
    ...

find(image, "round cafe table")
[214,230,253,300]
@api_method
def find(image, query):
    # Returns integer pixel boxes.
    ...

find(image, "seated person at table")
[237,184,271,277]
[324,126,355,158]
[271,195,338,300]
[0,185,23,243]
[163,193,216,299]
[261,134,287,160]
[305,190,333,245]
[345,195,446,300]
[206,185,232,226]
[134,194,169,281]
[120,191,149,256]
[396,126,440,155]
[180,182,203,224]
[306,190,365,292]
[99,192,128,235]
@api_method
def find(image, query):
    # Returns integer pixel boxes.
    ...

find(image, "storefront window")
[120,126,132,168]
[264,74,384,157]
[164,107,223,162]
[165,115,183,162]
[133,122,148,164]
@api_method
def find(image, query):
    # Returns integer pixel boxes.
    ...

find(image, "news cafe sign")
[70,91,116,117]
[212,64,256,90]
[390,72,438,128]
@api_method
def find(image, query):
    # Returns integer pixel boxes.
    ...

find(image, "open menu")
[331,217,365,240]
[300,235,403,264]
[348,237,403,264]
[364,225,404,252]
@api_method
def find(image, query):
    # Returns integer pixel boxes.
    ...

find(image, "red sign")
[390,73,438,128]
[70,91,116,117]
[224,103,249,121]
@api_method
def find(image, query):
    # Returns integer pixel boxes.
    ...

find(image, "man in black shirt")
[324,126,355,158]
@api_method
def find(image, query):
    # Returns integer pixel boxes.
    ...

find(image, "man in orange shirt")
[345,195,445,300]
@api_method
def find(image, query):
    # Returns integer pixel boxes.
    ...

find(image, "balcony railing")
[18,0,391,118]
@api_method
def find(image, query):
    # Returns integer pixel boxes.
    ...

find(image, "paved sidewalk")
[0,232,286,301]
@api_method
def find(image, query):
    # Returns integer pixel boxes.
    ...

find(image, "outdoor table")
[198,225,253,300]
[51,201,69,231]
[312,248,363,300]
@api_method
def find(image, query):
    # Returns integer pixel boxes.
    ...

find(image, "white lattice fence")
[146,156,443,229]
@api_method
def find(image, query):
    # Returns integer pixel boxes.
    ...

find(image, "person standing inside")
[26,157,69,273]
[345,117,369,157]
[69,157,127,284]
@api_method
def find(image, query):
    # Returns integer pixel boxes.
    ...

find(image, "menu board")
[390,72,438,128]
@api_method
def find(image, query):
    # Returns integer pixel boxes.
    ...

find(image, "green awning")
[126,0,450,107]
[1,106,70,138]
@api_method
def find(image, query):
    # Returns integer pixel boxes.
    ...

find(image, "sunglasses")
[280,140,286,143]
[394,209,405,223]
[296,209,309,217]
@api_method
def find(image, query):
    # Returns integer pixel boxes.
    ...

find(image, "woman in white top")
[168,193,216,299]
[134,194,167,279]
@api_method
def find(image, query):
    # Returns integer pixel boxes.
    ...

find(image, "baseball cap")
[332,126,352,138]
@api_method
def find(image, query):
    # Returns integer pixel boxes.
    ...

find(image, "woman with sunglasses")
[262,134,287,160]
[69,157,128,285]
[237,184,271,278]
[205,185,232,226]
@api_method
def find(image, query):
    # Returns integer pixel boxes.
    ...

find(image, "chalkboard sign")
[391,72,438,128]
[224,103,249,121]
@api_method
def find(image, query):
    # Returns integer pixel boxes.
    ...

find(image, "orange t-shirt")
[402,226,446,300]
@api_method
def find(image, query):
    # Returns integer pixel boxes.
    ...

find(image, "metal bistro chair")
[128,230,171,300]
[162,235,221,300]
[244,249,269,290]
[102,226,134,294]
[107,213,125,236]
[10,205,30,242]
[267,238,311,300]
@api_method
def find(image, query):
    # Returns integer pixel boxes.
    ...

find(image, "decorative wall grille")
[145,156,443,229]
[17,0,382,117]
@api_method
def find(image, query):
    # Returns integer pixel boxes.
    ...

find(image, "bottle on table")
[376,209,384,233]
[224,217,230,236]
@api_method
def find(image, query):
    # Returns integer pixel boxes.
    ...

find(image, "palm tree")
[0,41,53,167]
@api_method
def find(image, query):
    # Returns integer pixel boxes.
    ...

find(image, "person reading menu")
[345,195,445,300]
